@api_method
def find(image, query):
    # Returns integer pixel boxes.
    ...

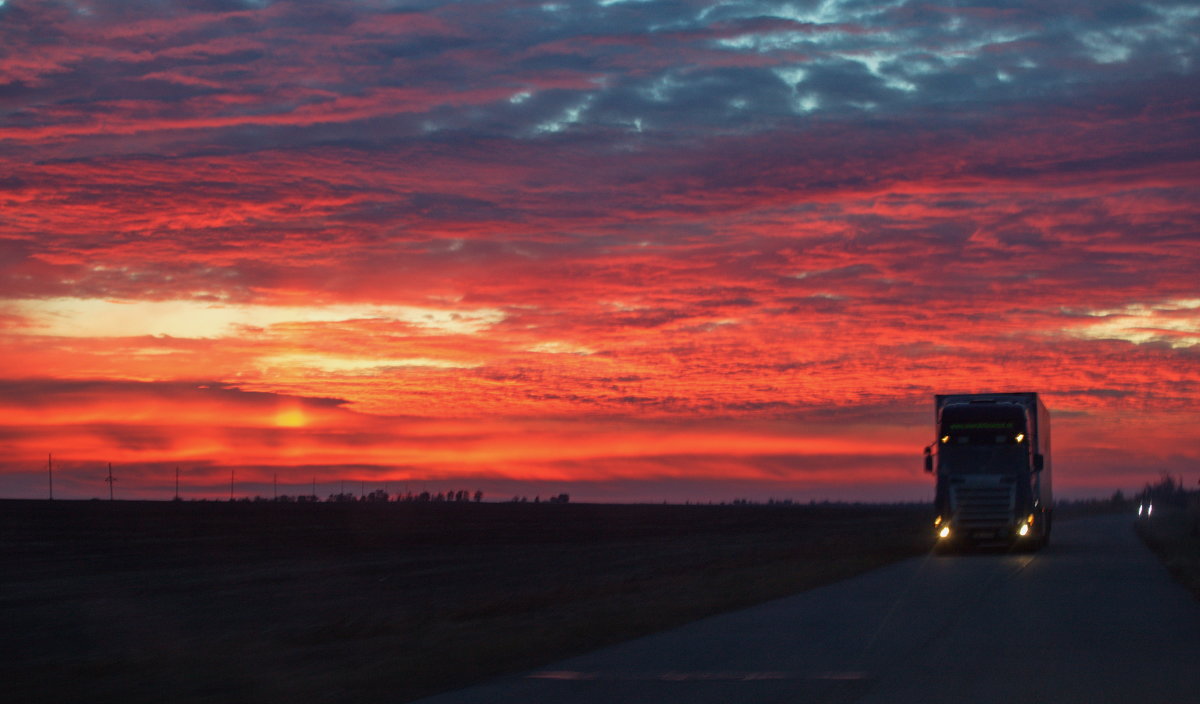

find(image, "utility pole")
[48,454,53,501]
[175,466,180,501]
[311,475,316,501]
[274,472,278,500]
[105,462,116,501]
[230,468,235,501]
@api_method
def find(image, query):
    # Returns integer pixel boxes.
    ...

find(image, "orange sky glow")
[1,0,1198,502]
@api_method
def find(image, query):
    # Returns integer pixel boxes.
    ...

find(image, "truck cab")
[925,393,1052,550]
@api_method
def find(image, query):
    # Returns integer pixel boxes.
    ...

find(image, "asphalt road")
[414,514,1200,704]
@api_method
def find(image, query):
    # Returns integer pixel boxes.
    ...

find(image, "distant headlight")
[938,525,951,539]
[1017,523,1030,537]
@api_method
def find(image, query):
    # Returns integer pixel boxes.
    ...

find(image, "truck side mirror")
[924,446,933,473]
[1033,454,1044,472]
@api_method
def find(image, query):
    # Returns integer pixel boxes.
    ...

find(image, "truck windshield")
[938,404,1028,475]
[938,443,1026,475]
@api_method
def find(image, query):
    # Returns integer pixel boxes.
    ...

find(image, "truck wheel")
[1028,521,1050,552]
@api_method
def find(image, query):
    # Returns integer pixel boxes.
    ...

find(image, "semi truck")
[924,393,1052,549]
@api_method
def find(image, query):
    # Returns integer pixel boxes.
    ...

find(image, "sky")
[1,0,1198,502]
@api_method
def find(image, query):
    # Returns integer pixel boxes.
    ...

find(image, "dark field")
[1,499,933,703]
[1136,502,1200,600]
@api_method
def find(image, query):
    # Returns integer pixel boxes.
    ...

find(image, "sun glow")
[7,298,506,339]
[274,407,308,428]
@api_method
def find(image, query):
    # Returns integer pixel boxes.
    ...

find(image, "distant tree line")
[1049,474,1199,520]
[1135,472,1199,509]
[231,489,486,503]
[509,493,570,504]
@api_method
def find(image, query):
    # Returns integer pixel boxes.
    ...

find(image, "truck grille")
[950,485,1015,530]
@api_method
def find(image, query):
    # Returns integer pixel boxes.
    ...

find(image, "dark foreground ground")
[1,499,933,703]
[416,514,1200,704]
[1136,501,1200,600]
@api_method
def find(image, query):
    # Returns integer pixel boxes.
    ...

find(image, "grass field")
[1136,502,1200,601]
[0,499,933,703]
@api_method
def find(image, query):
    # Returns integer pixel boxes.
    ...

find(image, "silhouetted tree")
[474,490,484,503]
[1142,473,1189,508]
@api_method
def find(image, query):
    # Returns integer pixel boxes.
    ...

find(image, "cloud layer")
[1,0,1197,500]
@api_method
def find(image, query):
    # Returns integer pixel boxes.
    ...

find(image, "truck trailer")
[924,393,1052,549]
